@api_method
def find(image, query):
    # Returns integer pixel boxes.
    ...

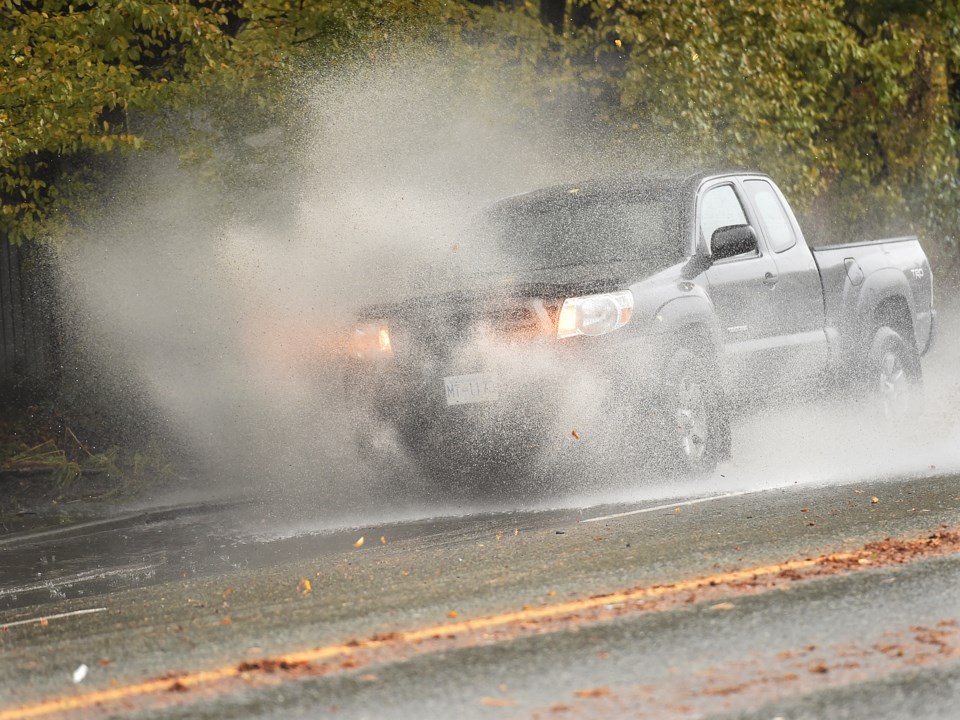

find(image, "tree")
[2,0,959,269]
[0,0,468,243]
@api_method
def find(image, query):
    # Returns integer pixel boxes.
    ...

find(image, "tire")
[657,348,730,479]
[866,326,922,421]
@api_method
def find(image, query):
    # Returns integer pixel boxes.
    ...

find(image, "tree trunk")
[540,0,565,34]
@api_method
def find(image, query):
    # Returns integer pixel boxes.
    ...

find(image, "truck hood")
[357,261,639,322]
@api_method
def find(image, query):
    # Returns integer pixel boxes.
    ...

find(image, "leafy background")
[3,0,959,272]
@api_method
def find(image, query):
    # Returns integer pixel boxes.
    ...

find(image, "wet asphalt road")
[1,469,959,719]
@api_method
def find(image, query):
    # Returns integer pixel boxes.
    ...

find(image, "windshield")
[473,186,683,273]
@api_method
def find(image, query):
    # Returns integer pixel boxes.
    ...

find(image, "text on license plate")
[444,372,499,406]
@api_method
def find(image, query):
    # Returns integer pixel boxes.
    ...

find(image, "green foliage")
[0,0,464,242]
[2,0,959,265]
[1,1,227,241]
[558,0,960,253]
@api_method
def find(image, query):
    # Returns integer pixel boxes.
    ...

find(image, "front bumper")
[344,333,663,460]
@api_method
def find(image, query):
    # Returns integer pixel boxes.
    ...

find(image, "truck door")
[740,178,828,388]
[699,181,780,392]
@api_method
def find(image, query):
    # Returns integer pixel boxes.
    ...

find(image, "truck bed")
[811,236,935,359]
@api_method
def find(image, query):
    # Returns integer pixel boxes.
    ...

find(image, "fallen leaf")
[359,673,378,682]
[571,430,580,440]
[298,578,312,594]
[495,533,502,541]
[574,687,612,698]
[548,590,557,597]
[353,536,365,548]
[808,663,829,674]
[800,508,810,513]
[674,507,682,513]
[871,497,880,504]
[710,602,735,611]
[481,698,517,707]
[380,536,388,545]
[39,618,48,627]
[222,617,233,625]
[448,610,458,618]
[614,38,622,48]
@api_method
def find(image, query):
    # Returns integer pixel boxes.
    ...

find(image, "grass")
[0,402,179,508]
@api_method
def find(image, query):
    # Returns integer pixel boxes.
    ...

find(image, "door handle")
[762,271,779,287]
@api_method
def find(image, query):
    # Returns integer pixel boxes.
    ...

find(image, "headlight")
[556,291,633,339]
[350,322,392,358]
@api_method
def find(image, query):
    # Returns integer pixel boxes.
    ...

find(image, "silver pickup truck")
[344,170,936,486]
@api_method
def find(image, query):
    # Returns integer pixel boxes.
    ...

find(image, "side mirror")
[711,224,758,260]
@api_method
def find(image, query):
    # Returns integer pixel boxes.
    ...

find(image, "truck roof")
[488,169,762,214]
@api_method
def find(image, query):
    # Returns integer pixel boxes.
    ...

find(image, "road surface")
[1,468,958,719]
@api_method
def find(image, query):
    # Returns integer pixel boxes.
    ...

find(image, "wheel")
[867,326,922,421]
[658,348,730,479]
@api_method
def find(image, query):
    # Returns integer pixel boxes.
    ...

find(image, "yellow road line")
[0,551,860,720]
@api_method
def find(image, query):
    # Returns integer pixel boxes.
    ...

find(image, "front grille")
[388,297,551,364]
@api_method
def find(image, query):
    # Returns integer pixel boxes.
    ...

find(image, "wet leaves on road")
[237,659,310,674]
[710,602,735,611]
[353,536,364,548]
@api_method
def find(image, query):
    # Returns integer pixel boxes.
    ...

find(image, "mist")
[53,55,960,524]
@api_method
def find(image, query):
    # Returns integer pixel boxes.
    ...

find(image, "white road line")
[581,490,755,523]
[1,607,106,629]
[0,562,158,598]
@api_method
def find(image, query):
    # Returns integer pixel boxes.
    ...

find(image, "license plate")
[444,372,499,406]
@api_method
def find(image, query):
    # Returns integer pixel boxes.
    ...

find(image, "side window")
[699,185,749,252]
[743,180,797,253]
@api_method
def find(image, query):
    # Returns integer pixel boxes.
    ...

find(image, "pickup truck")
[343,170,936,485]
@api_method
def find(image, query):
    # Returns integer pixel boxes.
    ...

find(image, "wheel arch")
[872,294,916,348]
